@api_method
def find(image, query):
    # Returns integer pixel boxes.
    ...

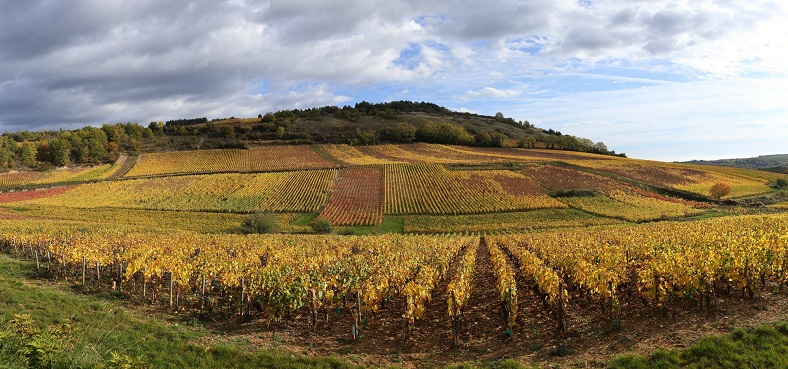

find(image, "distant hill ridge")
[683,154,788,174]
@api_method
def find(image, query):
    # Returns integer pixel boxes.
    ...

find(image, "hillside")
[683,154,788,174]
[0,101,621,173]
[0,143,785,230]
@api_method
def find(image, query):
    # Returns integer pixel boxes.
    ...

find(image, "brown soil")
[184,243,788,368]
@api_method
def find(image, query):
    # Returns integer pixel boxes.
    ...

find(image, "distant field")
[21,170,338,213]
[383,163,566,215]
[566,158,772,199]
[0,160,127,190]
[319,167,384,226]
[125,146,338,177]
[0,143,785,227]
[531,165,706,221]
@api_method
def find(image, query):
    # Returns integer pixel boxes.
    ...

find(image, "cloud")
[460,87,519,100]
[0,0,785,157]
[508,76,788,161]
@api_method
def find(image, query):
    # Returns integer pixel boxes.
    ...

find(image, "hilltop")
[683,154,788,174]
[0,101,621,172]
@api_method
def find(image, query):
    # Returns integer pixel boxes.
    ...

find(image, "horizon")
[1,1,786,162]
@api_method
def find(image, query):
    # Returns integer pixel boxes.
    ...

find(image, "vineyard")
[383,164,565,215]
[531,165,707,221]
[125,146,338,177]
[23,170,338,213]
[319,167,384,226]
[0,160,127,190]
[565,158,772,199]
[1,212,788,350]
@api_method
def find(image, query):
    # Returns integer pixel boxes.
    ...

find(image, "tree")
[775,178,788,189]
[709,183,731,200]
[380,122,416,143]
[48,138,71,166]
[475,132,492,146]
[18,141,37,167]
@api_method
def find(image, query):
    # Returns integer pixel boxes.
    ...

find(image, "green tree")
[18,141,38,167]
[86,138,110,163]
[48,138,71,166]
[380,122,416,143]
[475,132,492,146]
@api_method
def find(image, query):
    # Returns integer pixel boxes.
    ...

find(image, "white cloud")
[460,87,519,100]
[509,76,788,161]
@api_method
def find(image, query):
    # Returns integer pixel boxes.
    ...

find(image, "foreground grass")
[0,253,359,369]
[611,323,788,368]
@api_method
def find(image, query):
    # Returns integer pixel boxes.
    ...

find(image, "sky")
[0,1,786,162]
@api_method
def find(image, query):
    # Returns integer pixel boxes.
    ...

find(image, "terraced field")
[0,143,785,227]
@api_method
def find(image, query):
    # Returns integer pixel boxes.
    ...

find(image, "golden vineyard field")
[2,213,787,343]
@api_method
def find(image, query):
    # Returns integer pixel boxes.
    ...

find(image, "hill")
[0,101,622,173]
[683,154,788,174]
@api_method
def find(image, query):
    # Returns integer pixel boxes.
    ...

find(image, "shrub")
[309,218,333,234]
[775,178,788,189]
[240,213,279,234]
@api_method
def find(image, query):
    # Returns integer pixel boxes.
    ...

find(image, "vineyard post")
[609,281,620,329]
[452,291,459,346]
[310,289,317,330]
[201,273,206,314]
[558,281,567,337]
[241,277,246,316]
[61,254,66,281]
[653,274,659,315]
[169,271,174,308]
[354,290,361,340]
[46,251,51,270]
[82,256,86,286]
[507,286,515,335]
[96,262,100,284]
[34,249,40,270]
[118,262,123,292]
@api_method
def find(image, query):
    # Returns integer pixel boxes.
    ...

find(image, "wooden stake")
[241,277,246,316]
[452,291,459,346]
[201,273,206,314]
[169,271,174,308]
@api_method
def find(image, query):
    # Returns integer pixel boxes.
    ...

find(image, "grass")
[336,216,404,235]
[610,323,788,369]
[0,253,361,369]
